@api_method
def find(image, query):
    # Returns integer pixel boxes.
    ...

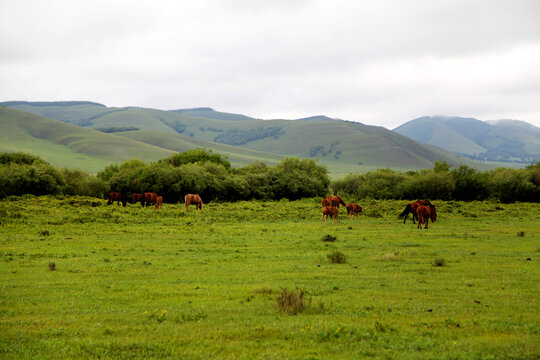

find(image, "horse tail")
[346,205,351,215]
[398,204,411,219]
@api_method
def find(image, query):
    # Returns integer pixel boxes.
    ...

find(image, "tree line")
[0,151,538,203]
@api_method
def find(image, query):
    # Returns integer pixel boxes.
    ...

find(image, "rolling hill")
[1,102,477,174]
[394,116,540,163]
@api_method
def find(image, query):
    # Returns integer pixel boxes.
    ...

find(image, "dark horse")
[326,195,347,208]
[398,200,435,224]
[132,193,144,206]
[417,205,437,229]
[144,192,158,207]
[346,203,362,220]
[107,192,126,207]
[321,206,339,224]
[185,194,203,210]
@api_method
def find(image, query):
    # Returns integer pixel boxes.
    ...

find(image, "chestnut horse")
[132,193,144,206]
[144,192,158,207]
[107,192,126,207]
[155,196,163,210]
[326,195,347,208]
[185,194,203,210]
[321,206,339,224]
[416,205,436,229]
[346,203,362,220]
[398,200,435,224]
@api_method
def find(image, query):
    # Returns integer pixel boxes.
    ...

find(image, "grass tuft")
[276,288,306,315]
[48,262,56,271]
[327,250,346,264]
[432,258,446,267]
[517,231,525,237]
[322,234,337,242]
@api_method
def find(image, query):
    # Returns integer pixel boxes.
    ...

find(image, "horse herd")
[321,196,437,229]
[107,192,202,211]
[108,192,437,229]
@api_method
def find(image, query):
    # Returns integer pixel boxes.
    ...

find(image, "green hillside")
[394,116,540,163]
[116,129,284,166]
[1,102,478,174]
[0,107,174,172]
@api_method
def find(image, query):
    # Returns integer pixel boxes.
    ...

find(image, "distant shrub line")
[0,152,538,203]
[331,161,540,203]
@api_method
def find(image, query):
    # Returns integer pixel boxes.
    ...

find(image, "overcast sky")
[1,0,540,128]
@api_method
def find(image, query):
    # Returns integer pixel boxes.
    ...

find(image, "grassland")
[0,197,538,359]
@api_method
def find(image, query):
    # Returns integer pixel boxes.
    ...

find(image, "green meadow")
[0,197,538,359]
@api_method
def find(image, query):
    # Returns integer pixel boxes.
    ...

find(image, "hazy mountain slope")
[0,107,174,172]
[394,116,540,162]
[0,101,120,126]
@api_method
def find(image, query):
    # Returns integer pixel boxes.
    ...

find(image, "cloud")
[1,0,539,127]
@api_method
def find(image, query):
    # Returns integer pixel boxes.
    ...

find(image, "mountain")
[1,102,475,174]
[393,116,540,163]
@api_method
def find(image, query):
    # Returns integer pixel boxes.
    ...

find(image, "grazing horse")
[416,205,433,229]
[185,194,203,210]
[346,203,362,220]
[326,195,347,208]
[398,200,434,224]
[144,192,158,207]
[131,193,144,206]
[155,196,163,210]
[321,206,339,224]
[107,192,126,207]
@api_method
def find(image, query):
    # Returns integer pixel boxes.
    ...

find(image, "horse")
[155,196,163,210]
[321,206,339,224]
[107,192,126,207]
[416,205,434,229]
[346,203,362,220]
[144,192,158,207]
[326,195,347,208]
[185,194,203,210]
[322,197,332,207]
[131,193,144,206]
[398,200,434,224]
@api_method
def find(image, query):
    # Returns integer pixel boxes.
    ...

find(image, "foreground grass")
[0,196,538,359]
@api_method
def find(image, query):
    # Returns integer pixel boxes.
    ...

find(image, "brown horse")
[155,196,163,210]
[144,192,158,207]
[132,193,144,206]
[185,194,203,210]
[346,203,362,220]
[321,206,339,224]
[417,205,431,229]
[107,192,126,207]
[326,195,347,208]
[398,200,435,224]
[322,197,332,207]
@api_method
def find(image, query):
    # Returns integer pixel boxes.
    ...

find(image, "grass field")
[0,197,538,359]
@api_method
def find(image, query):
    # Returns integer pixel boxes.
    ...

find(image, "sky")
[1,0,540,129]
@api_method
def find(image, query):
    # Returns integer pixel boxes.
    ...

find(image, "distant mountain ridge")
[394,116,540,163]
[0,101,486,174]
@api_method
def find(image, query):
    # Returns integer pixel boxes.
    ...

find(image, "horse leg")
[424,217,429,229]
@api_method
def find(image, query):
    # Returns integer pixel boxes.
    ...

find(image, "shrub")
[517,231,525,237]
[327,251,346,264]
[48,262,56,271]
[322,234,336,242]
[276,288,306,315]
[432,258,446,267]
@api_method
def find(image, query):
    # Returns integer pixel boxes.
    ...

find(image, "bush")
[327,251,346,264]
[276,288,306,315]
[322,234,337,242]
[432,258,446,267]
